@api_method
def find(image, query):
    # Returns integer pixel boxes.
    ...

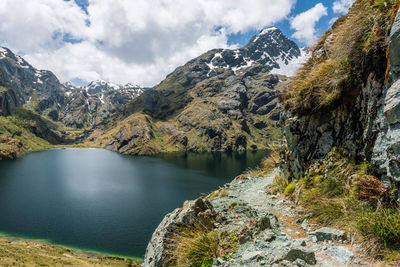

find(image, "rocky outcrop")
[372,10,400,189]
[280,2,400,195]
[144,198,215,267]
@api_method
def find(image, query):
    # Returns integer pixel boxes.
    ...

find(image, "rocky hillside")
[89,28,306,155]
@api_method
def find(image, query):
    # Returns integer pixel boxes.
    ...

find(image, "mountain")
[0,46,145,128]
[62,80,145,128]
[0,47,65,116]
[88,27,305,155]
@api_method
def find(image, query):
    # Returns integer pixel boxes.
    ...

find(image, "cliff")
[280,0,400,194]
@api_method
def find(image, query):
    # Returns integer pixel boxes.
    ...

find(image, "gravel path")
[208,169,372,267]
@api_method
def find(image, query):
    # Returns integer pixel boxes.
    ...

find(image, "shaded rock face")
[372,12,400,189]
[280,73,383,179]
[0,88,17,116]
[0,47,145,130]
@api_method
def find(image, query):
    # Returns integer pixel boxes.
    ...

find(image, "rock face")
[372,12,400,187]
[280,5,400,194]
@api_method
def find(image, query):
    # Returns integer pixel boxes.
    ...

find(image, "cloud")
[290,3,328,46]
[333,0,355,14]
[0,0,296,86]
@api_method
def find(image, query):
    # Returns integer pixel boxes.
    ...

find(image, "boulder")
[325,246,354,264]
[143,198,214,267]
[283,248,317,265]
[309,227,344,242]
[242,250,264,263]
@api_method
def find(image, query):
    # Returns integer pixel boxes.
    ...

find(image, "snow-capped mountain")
[202,27,307,78]
[0,46,145,127]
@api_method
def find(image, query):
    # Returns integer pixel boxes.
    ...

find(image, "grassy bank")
[0,234,143,266]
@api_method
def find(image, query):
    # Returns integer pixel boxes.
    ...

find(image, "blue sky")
[70,0,346,48]
[229,0,346,47]
[0,0,353,86]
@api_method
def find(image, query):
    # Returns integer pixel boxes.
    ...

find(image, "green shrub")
[271,173,289,194]
[284,182,296,196]
[359,209,400,247]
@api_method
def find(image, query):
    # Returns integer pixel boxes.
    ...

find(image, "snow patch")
[271,48,310,76]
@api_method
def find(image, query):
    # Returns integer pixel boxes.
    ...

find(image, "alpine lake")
[0,148,269,258]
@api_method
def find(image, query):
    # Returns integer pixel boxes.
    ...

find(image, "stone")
[301,219,309,230]
[310,227,344,242]
[325,246,354,263]
[242,251,264,263]
[283,248,317,265]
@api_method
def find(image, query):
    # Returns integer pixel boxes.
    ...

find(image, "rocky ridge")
[144,170,370,266]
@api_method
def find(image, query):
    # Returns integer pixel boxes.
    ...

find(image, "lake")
[0,148,268,258]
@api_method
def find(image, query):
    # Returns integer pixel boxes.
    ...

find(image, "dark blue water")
[0,149,268,258]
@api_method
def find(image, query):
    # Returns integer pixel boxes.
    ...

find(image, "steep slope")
[280,0,400,189]
[90,28,305,155]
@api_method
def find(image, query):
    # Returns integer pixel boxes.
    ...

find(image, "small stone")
[325,246,354,263]
[263,230,276,242]
[242,251,264,263]
[301,219,309,230]
[305,213,314,218]
[310,227,344,242]
[283,248,317,265]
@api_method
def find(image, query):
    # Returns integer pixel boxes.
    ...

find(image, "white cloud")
[333,0,355,15]
[0,0,296,86]
[290,3,328,46]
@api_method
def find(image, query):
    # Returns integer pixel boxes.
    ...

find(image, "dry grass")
[167,225,219,267]
[207,189,230,199]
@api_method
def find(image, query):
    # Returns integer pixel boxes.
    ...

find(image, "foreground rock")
[144,171,370,266]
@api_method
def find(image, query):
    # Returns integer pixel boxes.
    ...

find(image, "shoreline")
[0,232,143,261]
[0,233,143,266]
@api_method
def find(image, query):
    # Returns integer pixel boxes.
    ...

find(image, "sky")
[0,0,354,87]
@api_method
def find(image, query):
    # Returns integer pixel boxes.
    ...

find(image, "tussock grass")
[168,225,219,267]
[285,149,400,260]
[282,0,398,112]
